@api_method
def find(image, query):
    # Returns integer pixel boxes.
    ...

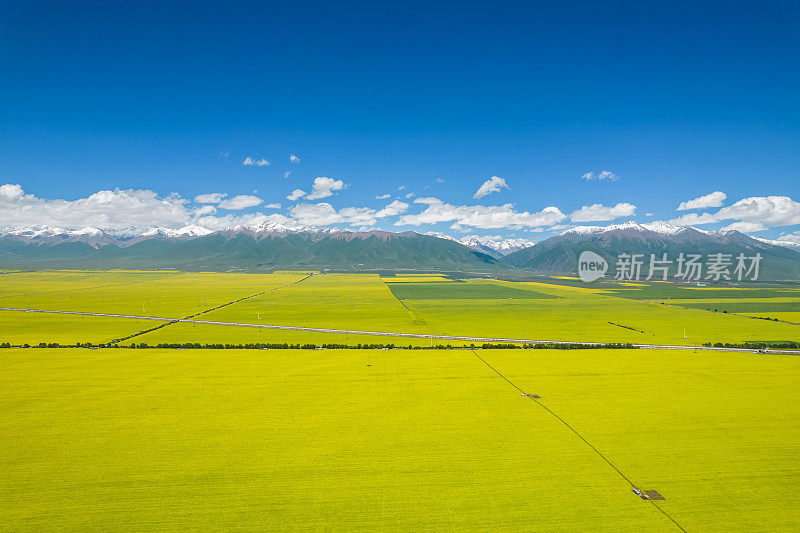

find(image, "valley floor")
[1,271,799,529]
[1,347,798,530]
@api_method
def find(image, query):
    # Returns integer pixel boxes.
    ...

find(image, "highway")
[2,306,799,354]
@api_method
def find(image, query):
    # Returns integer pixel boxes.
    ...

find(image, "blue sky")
[1,1,798,242]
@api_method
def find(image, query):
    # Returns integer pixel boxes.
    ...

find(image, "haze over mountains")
[2,221,799,278]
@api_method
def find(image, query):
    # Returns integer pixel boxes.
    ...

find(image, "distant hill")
[0,227,504,271]
[503,221,800,280]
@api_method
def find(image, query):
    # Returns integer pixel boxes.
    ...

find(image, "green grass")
[1,347,798,529]
[386,280,556,300]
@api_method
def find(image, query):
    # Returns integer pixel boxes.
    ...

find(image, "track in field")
[469,349,688,532]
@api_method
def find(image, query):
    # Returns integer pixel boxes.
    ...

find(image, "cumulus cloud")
[581,170,619,181]
[194,192,227,204]
[405,192,415,199]
[0,184,190,230]
[375,194,390,199]
[289,154,301,164]
[288,200,409,228]
[284,171,291,179]
[243,157,270,167]
[714,196,800,227]
[473,176,509,199]
[677,191,727,210]
[196,212,305,232]
[668,212,719,225]
[217,195,263,210]
[374,200,409,218]
[306,177,346,200]
[193,205,217,216]
[669,195,800,229]
[264,203,281,209]
[720,221,766,233]
[570,202,637,222]
[395,197,565,230]
[435,178,445,183]
[287,189,306,201]
[777,232,800,245]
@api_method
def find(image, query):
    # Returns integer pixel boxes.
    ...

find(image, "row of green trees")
[1,341,638,350]
[702,341,800,349]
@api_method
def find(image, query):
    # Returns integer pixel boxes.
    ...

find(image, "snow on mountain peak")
[423,232,535,255]
[562,220,686,236]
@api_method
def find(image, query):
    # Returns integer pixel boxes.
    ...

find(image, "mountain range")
[2,221,799,279]
[504,221,800,280]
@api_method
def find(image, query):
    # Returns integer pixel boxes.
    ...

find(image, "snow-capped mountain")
[504,220,800,279]
[754,236,800,250]
[424,232,535,257]
[557,221,800,251]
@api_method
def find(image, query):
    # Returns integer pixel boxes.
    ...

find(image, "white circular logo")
[578,251,608,282]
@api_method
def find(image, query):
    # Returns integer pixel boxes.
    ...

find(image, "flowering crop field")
[1,347,797,530]
[1,271,800,347]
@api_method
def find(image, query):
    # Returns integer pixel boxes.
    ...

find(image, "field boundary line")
[379,276,432,331]
[105,273,315,344]
[469,350,688,533]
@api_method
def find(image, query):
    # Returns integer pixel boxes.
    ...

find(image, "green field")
[2,271,800,346]
[1,347,798,530]
[2,271,800,529]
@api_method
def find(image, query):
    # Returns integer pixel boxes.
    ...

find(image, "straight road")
[3,306,799,354]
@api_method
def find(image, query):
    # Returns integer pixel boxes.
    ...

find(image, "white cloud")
[289,154,300,164]
[777,232,800,245]
[668,212,719,225]
[405,192,415,198]
[395,197,565,230]
[219,150,230,159]
[243,156,270,167]
[306,177,346,200]
[413,197,442,205]
[194,192,227,204]
[398,185,405,191]
[288,200,409,228]
[217,195,263,210]
[286,189,306,201]
[581,170,619,181]
[374,200,409,218]
[0,184,190,230]
[473,176,509,199]
[714,196,800,227]
[193,205,217,216]
[677,191,727,210]
[289,203,343,226]
[196,212,305,232]
[435,178,445,183]
[720,221,766,233]
[570,202,637,222]
[0,184,25,200]
[264,203,281,209]
[375,194,390,199]
[284,171,291,179]
[669,196,800,229]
